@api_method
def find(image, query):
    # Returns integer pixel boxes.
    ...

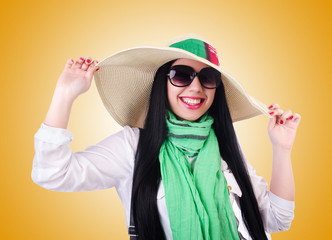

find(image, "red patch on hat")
[206,43,219,66]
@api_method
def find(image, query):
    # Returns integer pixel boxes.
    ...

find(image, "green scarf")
[159,111,240,240]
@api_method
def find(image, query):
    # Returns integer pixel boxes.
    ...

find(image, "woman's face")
[167,58,216,122]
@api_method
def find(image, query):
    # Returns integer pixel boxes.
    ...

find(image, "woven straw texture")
[94,44,271,128]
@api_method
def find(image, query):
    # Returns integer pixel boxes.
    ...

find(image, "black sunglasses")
[167,65,221,89]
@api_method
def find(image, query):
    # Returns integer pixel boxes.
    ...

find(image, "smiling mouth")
[180,97,205,105]
[181,98,204,105]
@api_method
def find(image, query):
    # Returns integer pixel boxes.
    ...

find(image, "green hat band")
[169,38,220,66]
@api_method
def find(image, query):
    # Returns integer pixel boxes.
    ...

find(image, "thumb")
[86,60,99,78]
[267,115,277,132]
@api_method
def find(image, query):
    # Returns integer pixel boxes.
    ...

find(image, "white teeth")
[182,98,202,105]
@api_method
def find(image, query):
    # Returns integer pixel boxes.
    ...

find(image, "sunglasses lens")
[198,68,221,89]
[168,65,221,89]
[168,66,193,86]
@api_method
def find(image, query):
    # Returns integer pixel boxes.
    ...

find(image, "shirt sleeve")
[31,123,139,192]
[234,130,295,233]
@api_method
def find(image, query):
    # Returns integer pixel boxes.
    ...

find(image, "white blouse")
[31,123,295,240]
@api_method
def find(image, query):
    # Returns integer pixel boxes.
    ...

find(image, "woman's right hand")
[56,56,99,102]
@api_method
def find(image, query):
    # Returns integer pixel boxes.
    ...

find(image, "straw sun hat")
[93,34,272,128]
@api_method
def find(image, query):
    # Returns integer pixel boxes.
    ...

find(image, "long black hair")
[131,60,268,240]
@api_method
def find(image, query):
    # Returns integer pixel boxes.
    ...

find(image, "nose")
[188,76,204,92]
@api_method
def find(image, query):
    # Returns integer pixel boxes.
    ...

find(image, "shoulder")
[122,126,140,148]
[122,125,140,139]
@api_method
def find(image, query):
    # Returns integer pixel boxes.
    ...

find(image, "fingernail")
[280,120,284,124]
[79,57,84,61]
[269,112,274,115]
[87,59,91,63]
[289,115,293,120]
[268,105,274,109]
[96,61,99,64]
[96,67,100,72]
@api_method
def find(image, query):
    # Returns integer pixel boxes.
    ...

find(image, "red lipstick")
[180,97,205,110]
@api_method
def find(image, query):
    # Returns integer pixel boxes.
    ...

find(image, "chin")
[176,112,205,122]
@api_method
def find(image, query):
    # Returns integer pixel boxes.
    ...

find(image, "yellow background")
[1,0,331,239]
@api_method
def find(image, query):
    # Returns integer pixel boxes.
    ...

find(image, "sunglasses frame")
[167,65,222,89]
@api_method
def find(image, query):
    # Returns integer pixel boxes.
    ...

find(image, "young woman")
[32,34,301,240]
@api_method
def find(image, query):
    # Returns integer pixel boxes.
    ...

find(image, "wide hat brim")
[94,46,272,128]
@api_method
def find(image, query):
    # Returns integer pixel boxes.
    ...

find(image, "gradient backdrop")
[1,0,331,239]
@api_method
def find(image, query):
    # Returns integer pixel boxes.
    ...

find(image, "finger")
[268,103,280,110]
[286,115,294,120]
[267,108,284,131]
[73,56,85,69]
[64,58,74,69]
[292,113,301,123]
[81,56,92,71]
[286,113,301,121]
[267,112,280,131]
[268,108,284,118]
[279,110,293,125]
[87,60,98,70]
[87,60,99,76]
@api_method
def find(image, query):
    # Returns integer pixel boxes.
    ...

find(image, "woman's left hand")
[267,103,301,151]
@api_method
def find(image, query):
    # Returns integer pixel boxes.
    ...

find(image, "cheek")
[211,90,216,102]
[167,81,179,105]
[206,89,216,106]
[166,82,172,105]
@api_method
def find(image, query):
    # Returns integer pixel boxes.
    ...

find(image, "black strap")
[128,202,138,239]
[129,158,138,240]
